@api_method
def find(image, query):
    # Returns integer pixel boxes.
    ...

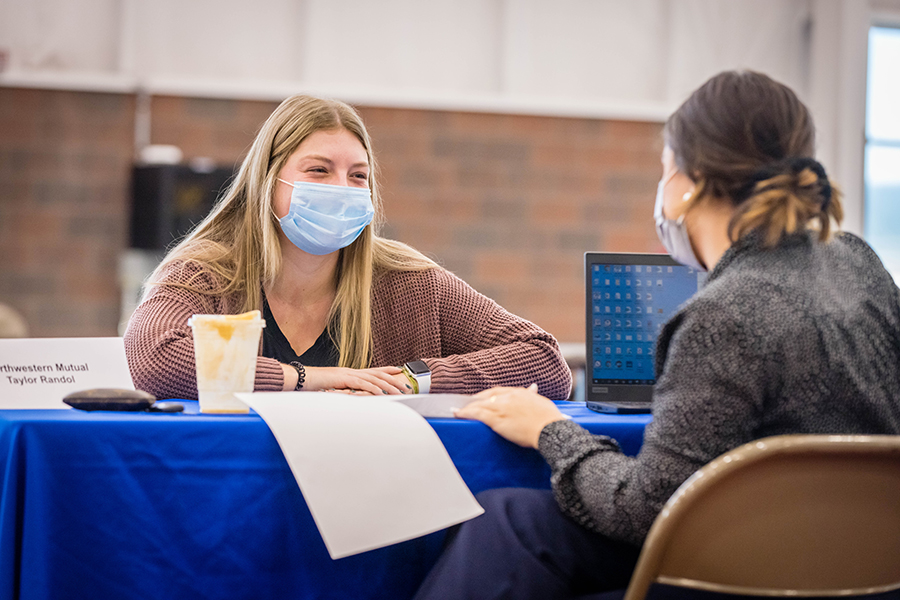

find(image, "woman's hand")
[301,365,409,395]
[454,384,566,449]
[326,371,415,395]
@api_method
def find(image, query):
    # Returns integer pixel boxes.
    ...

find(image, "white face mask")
[653,171,706,272]
[277,180,374,256]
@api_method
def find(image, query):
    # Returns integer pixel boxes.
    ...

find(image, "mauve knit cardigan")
[124,261,572,401]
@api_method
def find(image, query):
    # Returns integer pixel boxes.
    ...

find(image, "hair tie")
[735,156,832,210]
[786,157,832,210]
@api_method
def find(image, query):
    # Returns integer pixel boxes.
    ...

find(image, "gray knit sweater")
[539,232,900,547]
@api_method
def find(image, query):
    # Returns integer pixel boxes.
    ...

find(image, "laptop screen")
[585,253,703,402]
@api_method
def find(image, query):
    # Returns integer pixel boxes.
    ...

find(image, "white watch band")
[414,372,431,394]
[403,361,431,394]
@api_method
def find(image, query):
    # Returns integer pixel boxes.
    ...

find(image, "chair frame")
[623,434,900,600]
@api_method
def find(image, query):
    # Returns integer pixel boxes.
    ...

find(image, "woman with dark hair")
[414,71,900,599]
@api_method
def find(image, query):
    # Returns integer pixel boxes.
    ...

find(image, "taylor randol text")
[1,362,89,386]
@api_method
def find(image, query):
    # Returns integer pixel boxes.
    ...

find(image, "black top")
[261,296,339,367]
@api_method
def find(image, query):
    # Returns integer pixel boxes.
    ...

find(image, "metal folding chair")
[623,434,900,600]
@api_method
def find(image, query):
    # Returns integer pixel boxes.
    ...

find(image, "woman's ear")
[687,178,707,204]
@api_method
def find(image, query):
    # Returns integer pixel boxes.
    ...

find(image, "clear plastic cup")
[188,310,265,414]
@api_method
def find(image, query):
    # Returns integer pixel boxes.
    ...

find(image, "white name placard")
[0,338,134,409]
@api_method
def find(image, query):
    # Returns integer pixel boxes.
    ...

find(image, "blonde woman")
[125,95,571,400]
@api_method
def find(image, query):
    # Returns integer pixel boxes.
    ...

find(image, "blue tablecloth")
[0,400,650,600]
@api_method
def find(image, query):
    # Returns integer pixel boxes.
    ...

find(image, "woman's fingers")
[350,371,405,395]
[473,387,506,400]
[455,385,566,449]
[457,390,515,421]
[348,378,386,395]
[455,402,510,429]
[369,366,403,375]
[342,373,400,395]
[302,366,407,395]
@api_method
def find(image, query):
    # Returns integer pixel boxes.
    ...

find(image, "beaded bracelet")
[289,361,306,391]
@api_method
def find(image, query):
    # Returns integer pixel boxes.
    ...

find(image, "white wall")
[2,0,897,234]
[0,0,814,116]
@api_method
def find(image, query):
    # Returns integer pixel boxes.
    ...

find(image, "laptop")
[584,252,704,413]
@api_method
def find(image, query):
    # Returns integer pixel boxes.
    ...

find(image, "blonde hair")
[665,70,843,247]
[146,94,436,368]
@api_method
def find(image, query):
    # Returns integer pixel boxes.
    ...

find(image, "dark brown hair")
[664,70,843,247]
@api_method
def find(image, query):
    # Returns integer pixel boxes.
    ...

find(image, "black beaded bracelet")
[289,361,305,391]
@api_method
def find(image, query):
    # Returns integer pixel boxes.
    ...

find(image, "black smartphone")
[63,388,156,412]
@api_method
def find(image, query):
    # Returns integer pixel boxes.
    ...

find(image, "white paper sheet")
[237,392,484,559]
[393,393,571,419]
[0,337,134,409]
[391,393,476,418]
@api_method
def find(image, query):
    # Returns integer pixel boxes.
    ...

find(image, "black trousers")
[413,488,641,600]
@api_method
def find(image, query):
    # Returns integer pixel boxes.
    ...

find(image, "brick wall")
[0,88,664,343]
[362,108,665,341]
[0,88,135,337]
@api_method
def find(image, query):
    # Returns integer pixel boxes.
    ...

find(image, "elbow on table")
[542,362,573,401]
[124,338,198,401]
[537,342,574,401]
[127,357,199,401]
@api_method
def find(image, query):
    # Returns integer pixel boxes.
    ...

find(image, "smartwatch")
[402,360,431,394]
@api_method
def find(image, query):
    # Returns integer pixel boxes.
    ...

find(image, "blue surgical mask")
[277,180,374,256]
[653,172,706,272]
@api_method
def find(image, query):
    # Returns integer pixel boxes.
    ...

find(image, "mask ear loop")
[681,177,709,270]
[271,177,294,222]
[674,177,703,225]
[659,168,682,223]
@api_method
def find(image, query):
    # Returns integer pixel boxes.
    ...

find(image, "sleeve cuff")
[254,356,286,392]
[538,419,620,469]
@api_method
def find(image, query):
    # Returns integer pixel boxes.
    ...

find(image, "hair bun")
[735,156,832,210]
[785,157,832,209]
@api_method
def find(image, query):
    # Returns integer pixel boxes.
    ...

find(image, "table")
[0,401,650,600]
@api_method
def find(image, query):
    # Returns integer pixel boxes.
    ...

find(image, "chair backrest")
[623,435,900,600]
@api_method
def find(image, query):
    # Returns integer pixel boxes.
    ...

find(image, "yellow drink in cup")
[188,310,265,413]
